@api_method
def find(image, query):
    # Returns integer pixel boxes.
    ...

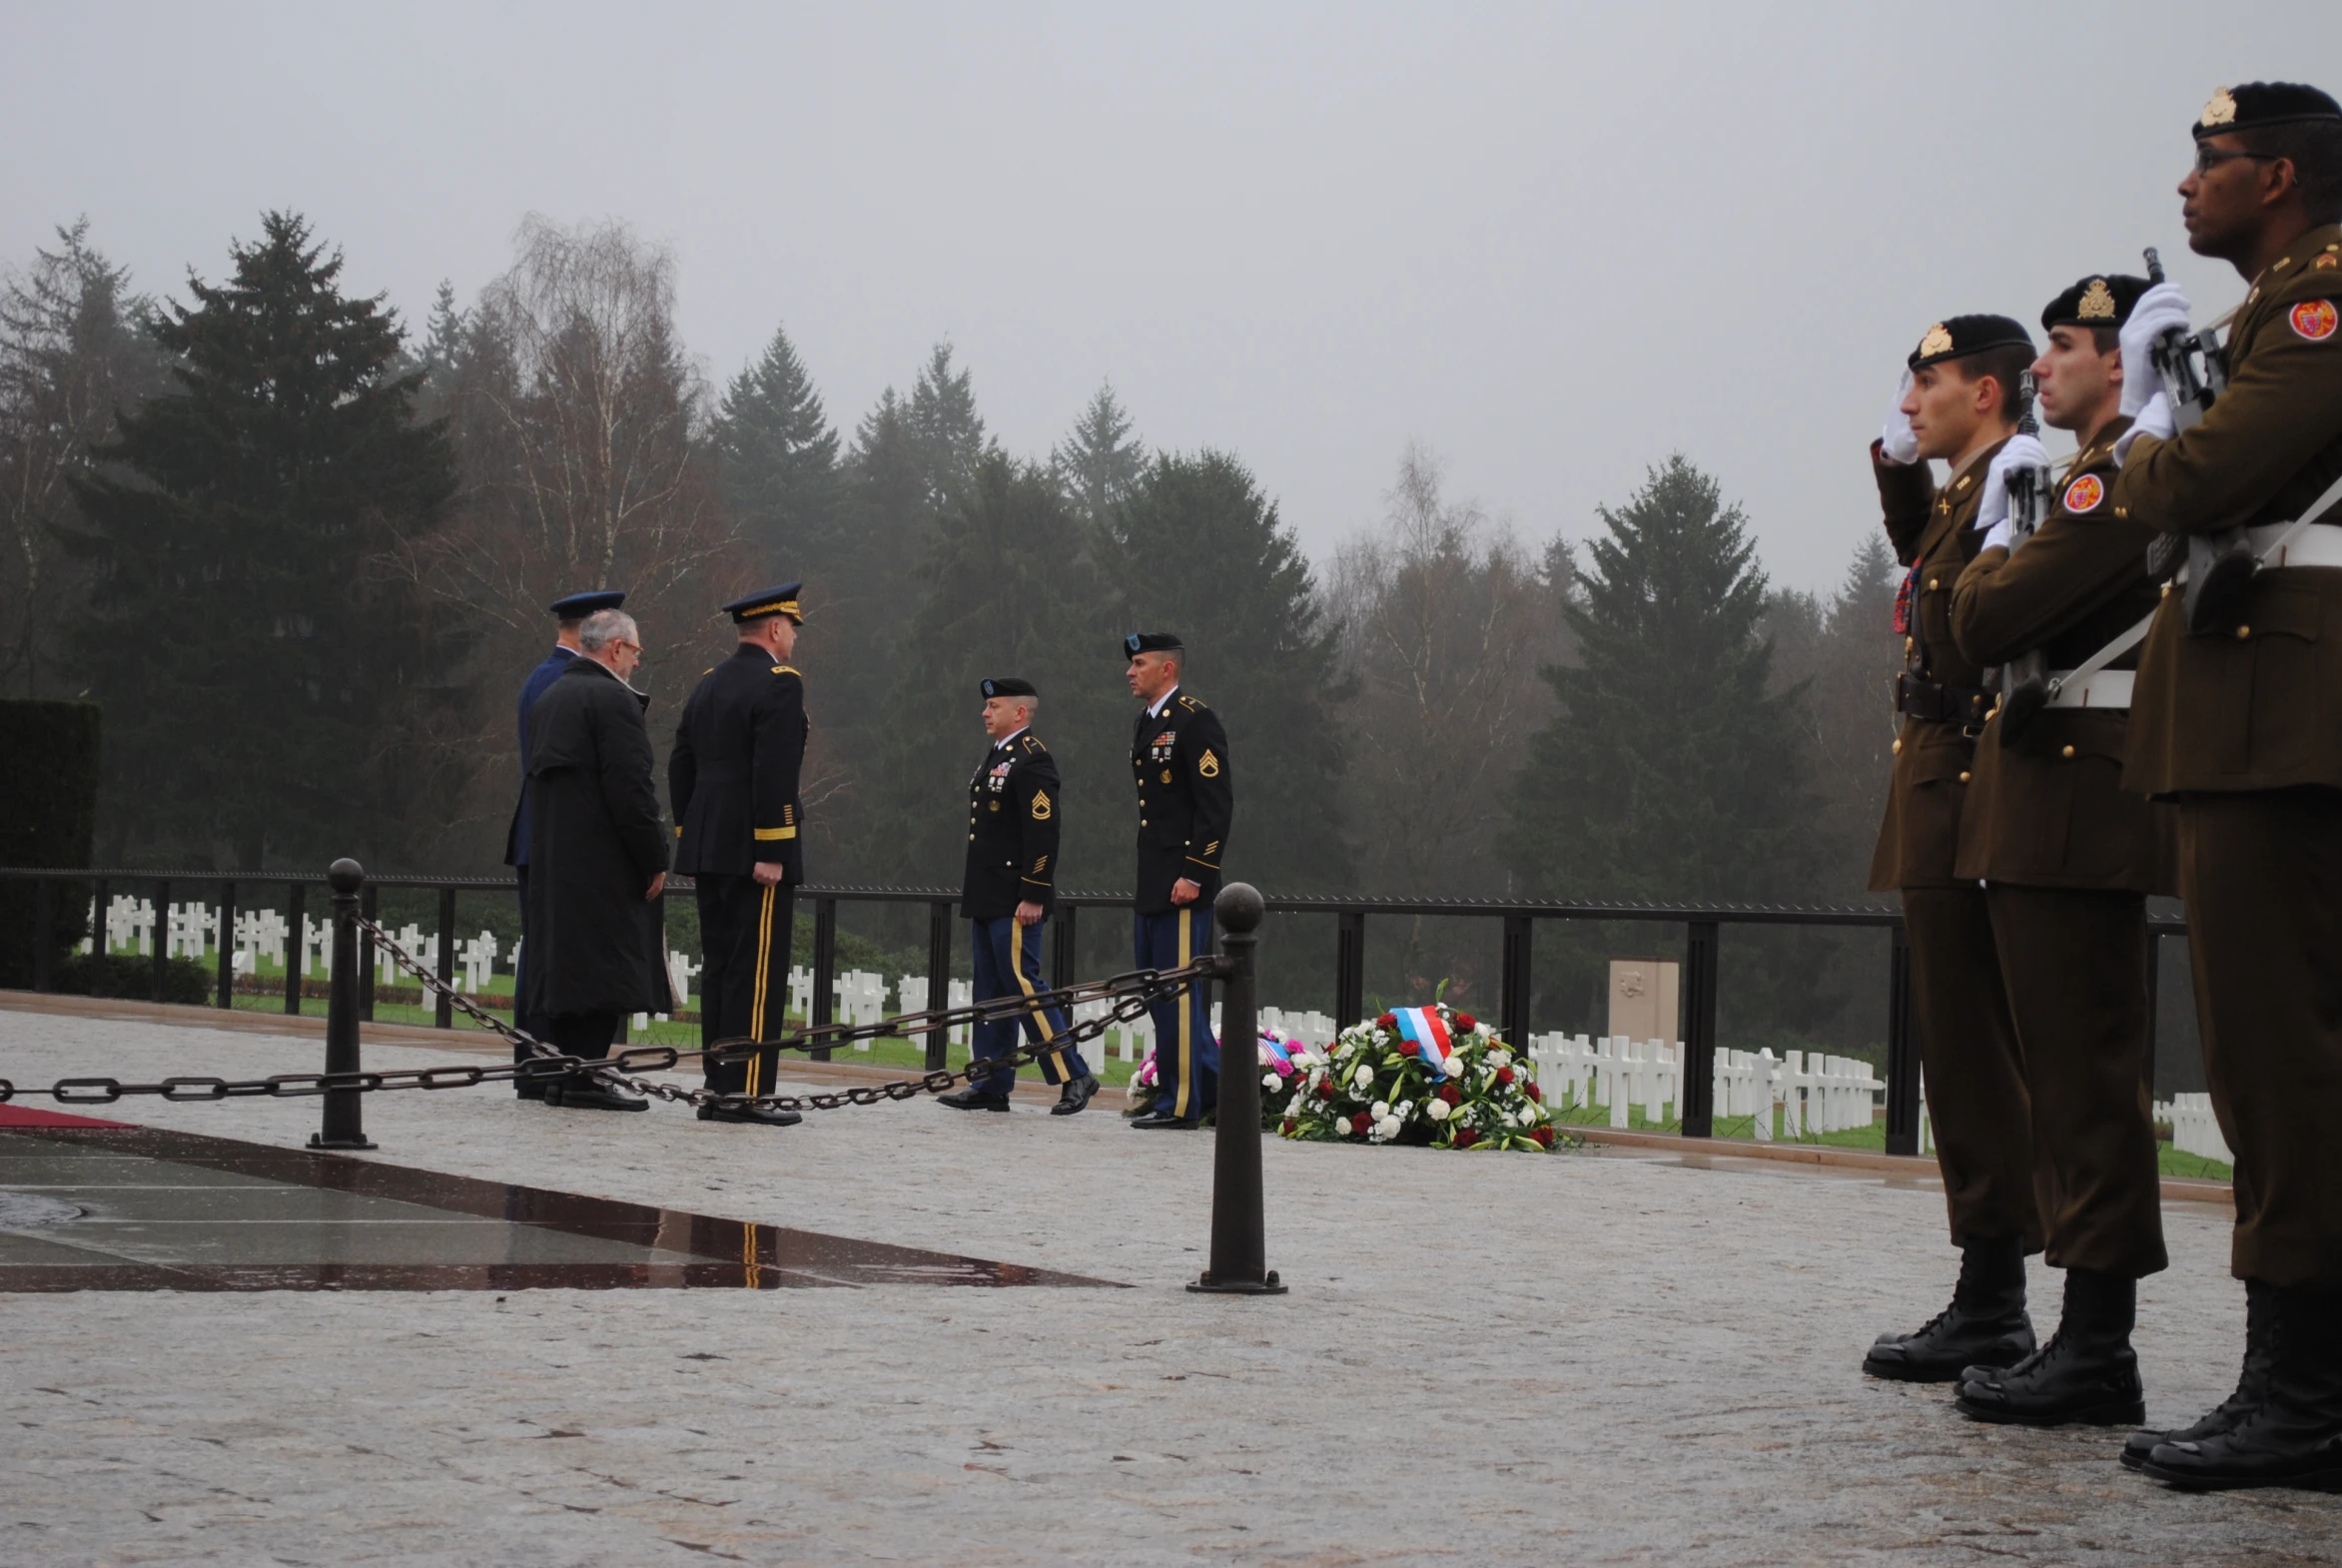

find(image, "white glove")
[2113,390,2178,464]
[2118,282,2193,416]
[1973,432,2048,540]
[1880,368,1920,465]
[1980,516,2015,554]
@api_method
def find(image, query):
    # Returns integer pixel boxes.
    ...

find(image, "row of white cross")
[2155,1094,2232,1165]
[1522,1033,1929,1150]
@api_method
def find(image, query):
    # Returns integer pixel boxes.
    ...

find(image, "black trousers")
[548,1011,621,1061]
[512,864,542,1070]
[696,874,794,1099]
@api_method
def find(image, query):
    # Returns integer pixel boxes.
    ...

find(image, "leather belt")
[2043,670,2133,709]
[1897,673,1994,725]
[2246,519,2342,569]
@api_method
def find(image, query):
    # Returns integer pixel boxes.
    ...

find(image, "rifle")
[2140,247,2256,629]
[1993,372,2055,740]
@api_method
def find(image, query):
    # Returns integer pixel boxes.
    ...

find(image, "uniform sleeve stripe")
[753,827,797,841]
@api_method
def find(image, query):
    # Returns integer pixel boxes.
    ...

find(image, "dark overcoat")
[523,657,673,1019]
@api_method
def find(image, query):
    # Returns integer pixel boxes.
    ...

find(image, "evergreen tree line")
[0,212,1904,1047]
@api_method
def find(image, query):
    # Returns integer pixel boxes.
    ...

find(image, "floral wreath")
[1259,1004,1554,1151]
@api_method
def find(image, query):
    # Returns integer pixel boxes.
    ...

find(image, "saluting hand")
[1880,368,1921,465]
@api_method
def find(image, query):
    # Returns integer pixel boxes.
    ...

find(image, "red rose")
[1376,1012,1397,1029]
[1280,1119,1296,1136]
[1454,1128,1479,1149]
[1315,1080,1334,1100]
[1396,1040,1420,1057]
[1524,1082,1543,1104]
[1495,1067,1515,1087]
[1350,1113,1373,1136]
[1455,1013,1477,1032]
[1438,1083,1462,1106]
[1531,1127,1554,1149]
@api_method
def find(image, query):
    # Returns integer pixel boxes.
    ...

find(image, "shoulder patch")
[1021,734,1046,753]
[2317,254,2338,271]
[1197,748,1221,778]
[2061,473,2104,515]
[2291,300,2339,342]
[1177,694,1203,711]
[1030,789,1052,821]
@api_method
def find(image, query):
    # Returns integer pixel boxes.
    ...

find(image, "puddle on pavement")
[0,1118,1119,1292]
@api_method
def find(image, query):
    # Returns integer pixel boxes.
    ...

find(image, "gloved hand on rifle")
[2118,281,2192,417]
[1973,431,2049,552]
[1880,368,1921,465]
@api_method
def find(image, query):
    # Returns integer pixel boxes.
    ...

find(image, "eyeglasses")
[2193,145,2283,177]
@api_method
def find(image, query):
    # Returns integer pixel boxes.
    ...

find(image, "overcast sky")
[2,2,2321,593]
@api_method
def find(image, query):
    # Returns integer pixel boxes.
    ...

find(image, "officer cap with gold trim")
[548,589,626,620]
[981,677,1037,699]
[1123,631,1183,657]
[2193,82,2342,140]
[2042,274,2149,332]
[722,581,804,625]
[1908,315,2033,372]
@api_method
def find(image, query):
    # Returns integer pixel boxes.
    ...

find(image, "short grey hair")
[578,609,638,652]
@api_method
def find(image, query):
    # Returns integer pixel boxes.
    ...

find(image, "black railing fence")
[0,866,2190,1158]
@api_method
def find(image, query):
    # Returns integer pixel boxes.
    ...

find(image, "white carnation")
[1424,1100,1450,1122]
[1352,1065,1374,1090]
[1370,1101,1389,1120]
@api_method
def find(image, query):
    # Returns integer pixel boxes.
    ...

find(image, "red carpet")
[0,1104,132,1129]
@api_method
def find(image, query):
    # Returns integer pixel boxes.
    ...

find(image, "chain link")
[0,913,1222,1117]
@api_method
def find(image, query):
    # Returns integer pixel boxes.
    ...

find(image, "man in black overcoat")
[523,607,672,1112]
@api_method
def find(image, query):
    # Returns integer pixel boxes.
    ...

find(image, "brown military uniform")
[1950,417,2170,1279]
[2112,223,2342,1288]
[1868,434,2040,1251]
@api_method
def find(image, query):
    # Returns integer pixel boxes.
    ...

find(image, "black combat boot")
[1955,1268,2144,1425]
[2122,1277,2273,1471]
[2143,1284,2342,1492]
[1863,1233,2034,1382]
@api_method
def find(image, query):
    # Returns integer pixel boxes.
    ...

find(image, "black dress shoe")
[1129,1110,1200,1131]
[696,1101,803,1127]
[2143,1283,2342,1492]
[1050,1075,1100,1117]
[514,1081,548,1102]
[1864,1234,2034,1383]
[1956,1269,2144,1426]
[2124,1279,2273,1470]
[546,1079,648,1113]
[938,1083,1013,1113]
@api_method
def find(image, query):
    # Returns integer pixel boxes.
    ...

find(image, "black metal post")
[925,900,952,1072]
[1500,915,1532,1049]
[312,859,377,1151]
[810,896,837,1061]
[359,882,378,1021]
[216,881,237,1010]
[1052,902,1077,991]
[1680,920,1720,1138]
[1334,909,1365,1031]
[1190,883,1284,1295]
[2142,929,2161,1099]
[32,877,54,993]
[435,886,456,1029]
[151,877,170,1001]
[284,883,307,1015]
[91,876,109,972]
[1884,918,1922,1157]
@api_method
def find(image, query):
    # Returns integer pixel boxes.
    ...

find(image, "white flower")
[1375,1116,1401,1141]
[1353,1065,1375,1090]
[1424,1100,1450,1122]
[1487,1047,1513,1068]
[1394,1101,1413,1120]
[1370,1101,1389,1120]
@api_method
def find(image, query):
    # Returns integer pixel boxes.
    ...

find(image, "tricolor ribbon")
[1259,1033,1296,1076]
[1393,1007,1453,1079]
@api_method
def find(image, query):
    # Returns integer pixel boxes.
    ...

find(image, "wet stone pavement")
[1,1001,2336,1566]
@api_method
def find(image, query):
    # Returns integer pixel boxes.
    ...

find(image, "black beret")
[1123,631,1183,657]
[548,589,625,619]
[981,677,1037,699]
[2194,82,2342,140]
[2042,274,2150,333]
[1909,315,2034,372]
[722,582,804,624]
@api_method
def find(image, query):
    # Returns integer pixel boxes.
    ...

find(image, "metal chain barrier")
[0,913,1222,1115]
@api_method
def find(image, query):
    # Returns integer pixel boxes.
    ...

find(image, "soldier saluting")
[1124,632,1230,1131]
[669,583,809,1130]
[2106,82,2342,1492]
[937,678,1100,1115]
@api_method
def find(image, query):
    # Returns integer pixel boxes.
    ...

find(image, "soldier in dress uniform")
[2106,82,2342,1491]
[937,678,1101,1116]
[505,588,624,1098]
[1863,315,2047,1381]
[1123,632,1230,1131]
[669,583,810,1130]
[1944,275,2173,1429]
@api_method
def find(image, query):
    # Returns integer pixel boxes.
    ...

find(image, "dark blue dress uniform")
[946,679,1095,1113]
[1127,640,1231,1125]
[670,585,808,1124]
[504,589,623,1090]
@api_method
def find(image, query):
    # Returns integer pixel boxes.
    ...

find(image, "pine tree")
[414,279,464,416]
[715,321,840,562]
[906,342,991,510]
[65,212,464,869]
[1051,381,1147,527]
[1115,451,1353,894]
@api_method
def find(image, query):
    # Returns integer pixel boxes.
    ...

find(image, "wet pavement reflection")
[0,1118,1118,1292]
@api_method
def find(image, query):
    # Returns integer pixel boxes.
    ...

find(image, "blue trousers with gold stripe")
[696,874,793,1099]
[1135,905,1218,1120]
[969,917,1089,1093]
